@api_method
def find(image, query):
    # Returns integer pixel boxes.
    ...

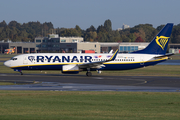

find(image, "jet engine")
[62,64,79,74]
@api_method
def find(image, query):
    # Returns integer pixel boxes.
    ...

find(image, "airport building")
[34,35,100,53]
[0,35,100,54]
[169,43,180,53]
[0,42,101,54]
[0,42,36,54]
[0,34,179,54]
[100,42,149,53]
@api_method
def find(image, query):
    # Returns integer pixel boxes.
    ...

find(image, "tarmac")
[0,73,180,92]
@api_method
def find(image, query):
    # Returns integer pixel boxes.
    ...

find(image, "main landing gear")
[86,68,92,76]
[20,71,23,75]
[86,71,92,76]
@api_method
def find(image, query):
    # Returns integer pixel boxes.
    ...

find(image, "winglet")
[108,49,119,61]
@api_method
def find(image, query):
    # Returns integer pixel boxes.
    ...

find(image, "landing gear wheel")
[86,72,92,76]
[20,72,23,75]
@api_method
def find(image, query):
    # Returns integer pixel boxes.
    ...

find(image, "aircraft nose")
[4,60,11,67]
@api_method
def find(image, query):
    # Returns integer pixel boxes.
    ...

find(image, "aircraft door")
[23,56,28,64]
[140,56,144,65]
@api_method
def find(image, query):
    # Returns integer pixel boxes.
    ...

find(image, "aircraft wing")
[79,49,119,69]
[154,53,174,59]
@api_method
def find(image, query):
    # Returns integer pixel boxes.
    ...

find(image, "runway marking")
[93,77,103,79]
[0,74,8,76]
[63,86,73,88]
[92,76,148,86]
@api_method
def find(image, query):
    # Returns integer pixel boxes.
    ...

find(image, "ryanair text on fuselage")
[29,56,92,63]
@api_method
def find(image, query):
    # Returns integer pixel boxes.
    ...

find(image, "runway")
[0,73,180,92]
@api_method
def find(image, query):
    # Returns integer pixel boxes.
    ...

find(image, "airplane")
[4,23,174,76]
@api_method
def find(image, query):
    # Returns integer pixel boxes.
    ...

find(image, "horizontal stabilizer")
[154,53,174,59]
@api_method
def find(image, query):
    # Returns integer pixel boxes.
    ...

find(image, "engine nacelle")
[62,64,79,74]
[97,70,102,74]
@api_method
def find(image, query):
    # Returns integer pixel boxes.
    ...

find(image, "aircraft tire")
[86,72,92,76]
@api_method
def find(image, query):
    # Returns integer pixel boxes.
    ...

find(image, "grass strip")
[0,54,17,58]
[0,91,180,120]
[0,82,16,85]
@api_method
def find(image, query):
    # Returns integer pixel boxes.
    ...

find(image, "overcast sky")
[0,0,180,30]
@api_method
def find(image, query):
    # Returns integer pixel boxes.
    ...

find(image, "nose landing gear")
[14,69,23,75]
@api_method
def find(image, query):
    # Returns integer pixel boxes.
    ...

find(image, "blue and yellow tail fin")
[132,23,173,55]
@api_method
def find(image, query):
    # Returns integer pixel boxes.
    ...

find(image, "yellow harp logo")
[155,36,169,50]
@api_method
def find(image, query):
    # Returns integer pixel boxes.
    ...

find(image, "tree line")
[0,20,53,42]
[0,20,180,43]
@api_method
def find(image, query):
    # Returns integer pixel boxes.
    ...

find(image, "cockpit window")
[10,58,17,60]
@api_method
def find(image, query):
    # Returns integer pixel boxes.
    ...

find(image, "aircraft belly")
[12,64,63,70]
[100,63,141,70]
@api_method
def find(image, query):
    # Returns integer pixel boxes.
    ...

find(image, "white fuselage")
[4,53,167,71]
